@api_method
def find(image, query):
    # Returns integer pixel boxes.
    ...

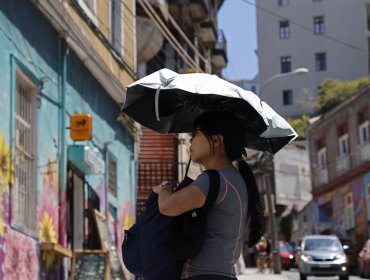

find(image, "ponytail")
[238,160,266,247]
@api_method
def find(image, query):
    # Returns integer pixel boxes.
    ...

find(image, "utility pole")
[260,152,281,274]
[266,175,281,274]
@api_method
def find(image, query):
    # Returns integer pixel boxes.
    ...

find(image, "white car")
[299,235,349,280]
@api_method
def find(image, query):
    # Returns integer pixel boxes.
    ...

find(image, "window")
[283,89,293,105]
[344,193,355,229]
[110,0,123,54]
[314,16,325,34]
[359,121,369,144]
[315,52,327,71]
[278,0,289,6]
[313,0,323,2]
[358,110,369,144]
[14,69,38,230]
[78,0,98,26]
[317,147,327,168]
[108,156,117,196]
[338,125,349,155]
[279,21,290,39]
[281,56,291,73]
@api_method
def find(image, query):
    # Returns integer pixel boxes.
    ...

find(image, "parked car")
[299,235,349,280]
[340,238,359,272]
[278,241,295,270]
[358,239,370,278]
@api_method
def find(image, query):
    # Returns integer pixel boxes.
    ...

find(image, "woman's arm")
[153,183,206,216]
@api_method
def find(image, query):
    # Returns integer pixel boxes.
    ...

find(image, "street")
[282,269,361,280]
[237,268,362,280]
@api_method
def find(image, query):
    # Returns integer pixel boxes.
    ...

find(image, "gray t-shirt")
[182,167,248,279]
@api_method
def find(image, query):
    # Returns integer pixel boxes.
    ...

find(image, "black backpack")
[122,170,220,280]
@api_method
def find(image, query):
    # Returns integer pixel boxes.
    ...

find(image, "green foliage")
[287,114,310,139]
[315,77,370,114]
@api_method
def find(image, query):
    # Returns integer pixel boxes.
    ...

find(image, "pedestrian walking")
[153,112,265,280]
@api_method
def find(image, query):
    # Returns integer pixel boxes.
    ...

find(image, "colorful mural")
[1,228,39,280]
[38,160,59,271]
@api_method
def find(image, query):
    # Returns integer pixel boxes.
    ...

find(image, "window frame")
[315,52,327,71]
[314,16,325,35]
[282,89,293,106]
[107,153,118,197]
[317,147,327,168]
[77,0,98,27]
[278,0,289,7]
[279,21,290,39]
[109,0,124,54]
[10,57,39,237]
[280,56,292,73]
[358,120,370,145]
[338,133,349,156]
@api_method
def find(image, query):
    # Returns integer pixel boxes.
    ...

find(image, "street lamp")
[259,68,309,97]
[257,68,308,274]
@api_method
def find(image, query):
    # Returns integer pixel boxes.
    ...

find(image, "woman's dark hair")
[193,112,265,247]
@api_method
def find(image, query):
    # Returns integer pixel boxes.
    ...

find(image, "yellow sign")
[70,114,92,141]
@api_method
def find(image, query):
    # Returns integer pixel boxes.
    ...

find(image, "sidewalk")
[237,268,289,280]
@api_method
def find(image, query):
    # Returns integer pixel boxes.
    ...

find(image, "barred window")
[108,156,117,196]
[14,69,37,230]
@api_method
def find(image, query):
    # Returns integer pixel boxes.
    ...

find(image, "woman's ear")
[211,134,224,146]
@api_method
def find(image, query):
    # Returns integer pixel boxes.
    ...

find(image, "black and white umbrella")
[122,69,297,154]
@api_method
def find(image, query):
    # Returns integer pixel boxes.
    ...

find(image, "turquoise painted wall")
[0,1,136,278]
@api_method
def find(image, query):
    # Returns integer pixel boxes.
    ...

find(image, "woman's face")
[189,129,211,164]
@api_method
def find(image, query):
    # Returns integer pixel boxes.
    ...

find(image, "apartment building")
[257,0,370,118]
[0,0,137,278]
[307,86,370,244]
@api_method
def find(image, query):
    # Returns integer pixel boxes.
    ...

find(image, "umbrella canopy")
[122,68,297,154]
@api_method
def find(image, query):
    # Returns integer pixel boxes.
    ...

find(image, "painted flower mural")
[2,229,39,280]
[0,134,14,188]
[0,134,14,237]
[39,211,57,270]
[38,160,59,270]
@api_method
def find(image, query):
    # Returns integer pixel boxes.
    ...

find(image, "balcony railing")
[336,154,351,176]
[354,142,370,167]
[312,166,328,187]
[212,30,227,69]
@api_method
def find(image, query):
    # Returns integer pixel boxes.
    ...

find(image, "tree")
[287,114,310,140]
[315,77,370,114]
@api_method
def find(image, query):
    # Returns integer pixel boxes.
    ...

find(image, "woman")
[153,111,265,280]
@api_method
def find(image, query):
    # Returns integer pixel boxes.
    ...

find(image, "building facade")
[135,0,228,209]
[0,0,137,278]
[257,0,370,117]
[307,86,370,246]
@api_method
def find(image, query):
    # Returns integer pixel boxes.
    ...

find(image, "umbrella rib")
[155,87,161,121]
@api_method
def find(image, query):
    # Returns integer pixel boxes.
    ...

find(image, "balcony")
[313,166,328,187]
[212,30,227,69]
[354,142,370,167]
[136,16,164,64]
[189,0,208,22]
[336,154,351,176]
[198,20,217,46]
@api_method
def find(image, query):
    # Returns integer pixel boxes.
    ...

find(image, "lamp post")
[257,68,309,274]
[258,68,309,97]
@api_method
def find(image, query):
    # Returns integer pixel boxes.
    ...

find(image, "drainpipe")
[58,36,68,248]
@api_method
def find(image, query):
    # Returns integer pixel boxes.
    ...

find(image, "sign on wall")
[70,114,92,141]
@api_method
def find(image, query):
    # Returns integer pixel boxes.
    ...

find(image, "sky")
[218,0,258,81]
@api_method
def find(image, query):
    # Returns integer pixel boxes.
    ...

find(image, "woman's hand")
[153,180,171,194]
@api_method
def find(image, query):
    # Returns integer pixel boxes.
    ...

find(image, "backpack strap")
[203,169,220,211]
